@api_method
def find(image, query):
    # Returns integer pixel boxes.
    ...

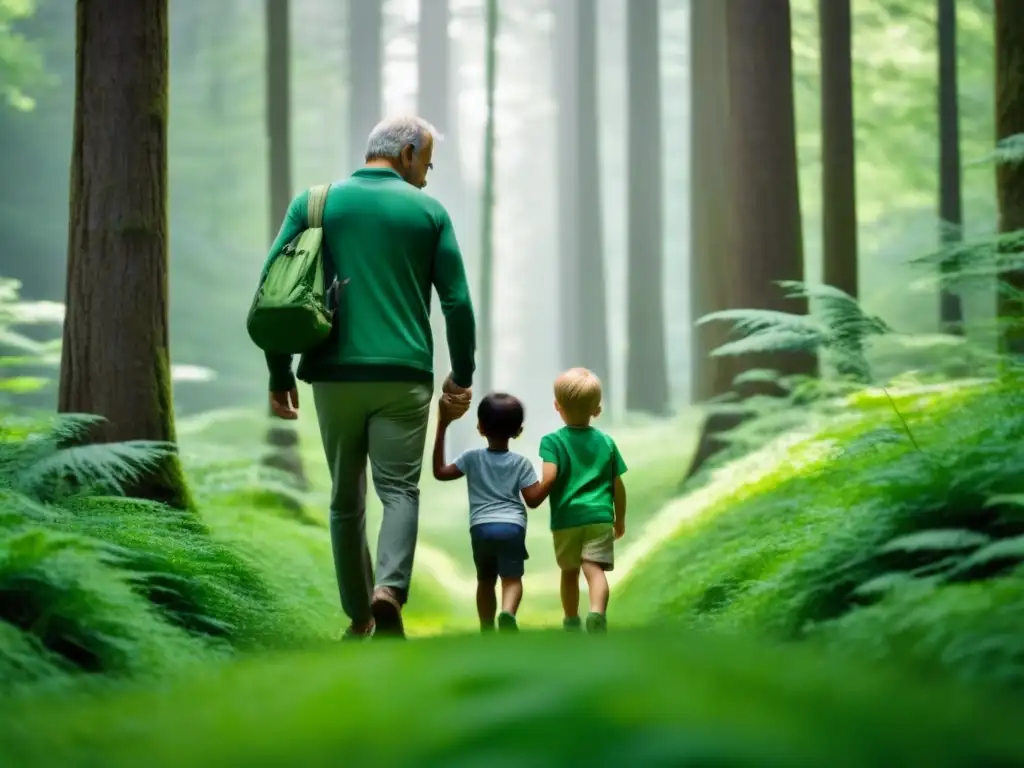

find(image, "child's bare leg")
[500,576,523,615]
[560,568,581,619]
[581,560,610,615]
[476,577,497,631]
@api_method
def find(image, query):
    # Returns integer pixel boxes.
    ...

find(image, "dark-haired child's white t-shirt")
[454,448,538,530]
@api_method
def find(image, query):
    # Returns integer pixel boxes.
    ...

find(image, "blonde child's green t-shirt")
[538,426,627,531]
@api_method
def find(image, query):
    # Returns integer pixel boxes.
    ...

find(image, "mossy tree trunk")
[555,0,610,389]
[995,0,1024,355]
[684,0,814,482]
[938,0,965,335]
[263,0,308,495]
[59,0,191,509]
[625,0,670,417]
[348,0,382,174]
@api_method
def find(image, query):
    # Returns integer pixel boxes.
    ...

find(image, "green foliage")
[618,378,1024,690]
[0,0,49,111]
[2,630,1024,767]
[0,412,337,693]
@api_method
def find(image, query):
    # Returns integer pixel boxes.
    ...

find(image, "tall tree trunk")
[477,0,498,394]
[554,0,610,387]
[348,0,383,174]
[625,0,670,416]
[418,0,463,392]
[686,0,740,478]
[684,0,814,482]
[60,0,190,509]
[938,0,965,335]
[263,0,308,494]
[995,0,1024,355]
[819,0,858,301]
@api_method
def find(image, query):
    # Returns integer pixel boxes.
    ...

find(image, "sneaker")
[585,612,607,634]
[562,616,582,632]
[339,621,374,642]
[497,611,519,633]
[370,586,405,639]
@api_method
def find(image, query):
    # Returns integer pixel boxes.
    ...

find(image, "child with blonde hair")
[537,367,627,634]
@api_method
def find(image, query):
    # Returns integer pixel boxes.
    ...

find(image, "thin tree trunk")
[348,0,383,174]
[625,0,670,416]
[60,0,190,509]
[477,0,498,394]
[820,0,858,300]
[995,0,1024,355]
[418,0,460,391]
[938,0,965,335]
[555,0,610,387]
[263,0,308,494]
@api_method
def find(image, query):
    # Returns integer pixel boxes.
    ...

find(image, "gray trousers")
[312,381,432,625]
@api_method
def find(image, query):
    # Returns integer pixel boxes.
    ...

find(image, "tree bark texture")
[723,0,812,378]
[689,0,734,404]
[555,0,610,388]
[626,0,671,416]
[819,0,859,300]
[60,0,190,509]
[938,0,964,335]
[263,0,308,494]
[684,0,814,482]
[348,0,383,174]
[995,0,1024,355]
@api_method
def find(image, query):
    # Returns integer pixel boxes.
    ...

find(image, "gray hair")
[364,115,443,161]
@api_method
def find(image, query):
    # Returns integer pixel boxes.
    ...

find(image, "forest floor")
[4,378,1024,766]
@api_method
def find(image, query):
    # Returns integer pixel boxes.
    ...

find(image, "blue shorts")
[470,523,529,581]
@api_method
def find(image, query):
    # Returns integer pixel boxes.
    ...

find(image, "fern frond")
[18,441,175,500]
[877,529,990,556]
[712,328,826,358]
[698,308,826,337]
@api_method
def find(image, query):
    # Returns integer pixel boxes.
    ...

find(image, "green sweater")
[262,168,476,391]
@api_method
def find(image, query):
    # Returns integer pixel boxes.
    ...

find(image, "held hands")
[439,373,472,423]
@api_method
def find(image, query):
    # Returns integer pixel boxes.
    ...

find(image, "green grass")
[1,629,1022,767]
[616,379,1024,688]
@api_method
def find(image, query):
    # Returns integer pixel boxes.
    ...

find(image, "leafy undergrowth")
[1,630,1022,767]
[0,412,452,695]
[617,378,1024,689]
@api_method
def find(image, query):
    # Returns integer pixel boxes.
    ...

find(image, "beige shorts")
[552,523,615,571]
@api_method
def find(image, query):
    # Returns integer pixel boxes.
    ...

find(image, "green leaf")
[878,530,991,556]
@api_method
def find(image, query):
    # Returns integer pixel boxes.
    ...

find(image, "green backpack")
[246,184,343,355]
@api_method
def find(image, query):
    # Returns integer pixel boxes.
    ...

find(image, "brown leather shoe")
[370,586,405,639]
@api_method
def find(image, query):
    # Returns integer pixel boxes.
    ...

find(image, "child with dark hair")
[433,392,550,633]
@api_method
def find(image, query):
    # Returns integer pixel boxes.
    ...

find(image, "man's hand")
[442,373,472,400]
[613,519,625,540]
[270,388,300,420]
[441,373,472,422]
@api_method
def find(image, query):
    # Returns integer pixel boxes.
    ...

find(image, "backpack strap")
[306,184,330,228]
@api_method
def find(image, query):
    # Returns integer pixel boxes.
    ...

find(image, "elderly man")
[264,115,476,639]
